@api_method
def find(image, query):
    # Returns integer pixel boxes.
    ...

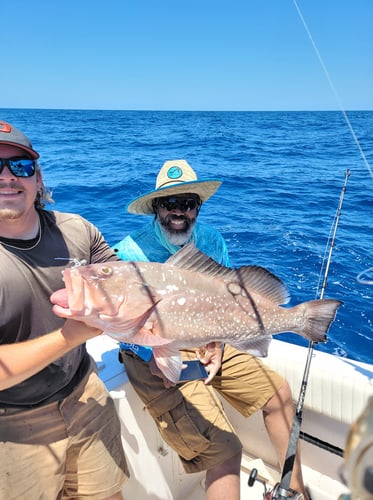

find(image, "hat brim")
[126,179,222,214]
[0,140,39,159]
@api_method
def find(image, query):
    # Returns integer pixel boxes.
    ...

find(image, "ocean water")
[1,108,372,364]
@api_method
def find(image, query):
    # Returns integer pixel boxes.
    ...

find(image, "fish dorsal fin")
[167,243,290,305]
[229,265,290,305]
[166,243,233,277]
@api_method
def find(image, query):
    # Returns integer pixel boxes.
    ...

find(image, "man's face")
[0,145,41,221]
[153,194,201,245]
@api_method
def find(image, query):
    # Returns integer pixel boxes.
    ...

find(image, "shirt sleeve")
[194,222,231,267]
[112,235,150,262]
[83,219,119,263]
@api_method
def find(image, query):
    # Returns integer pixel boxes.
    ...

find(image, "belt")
[121,350,139,360]
[120,342,153,362]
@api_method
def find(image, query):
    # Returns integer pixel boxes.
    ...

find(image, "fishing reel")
[338,396,373,500]
[248,468,304,500]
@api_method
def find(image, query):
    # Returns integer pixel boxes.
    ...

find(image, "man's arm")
[0,320,102,390]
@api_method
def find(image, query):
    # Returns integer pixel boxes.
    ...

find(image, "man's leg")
[262,380,309,499]
[122,350,243,498]
[212,345,309,499]
[205,451,242,500]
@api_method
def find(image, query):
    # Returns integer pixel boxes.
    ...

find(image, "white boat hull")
[87,336,373,499]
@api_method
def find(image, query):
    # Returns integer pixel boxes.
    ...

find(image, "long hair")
[35,163,54,209]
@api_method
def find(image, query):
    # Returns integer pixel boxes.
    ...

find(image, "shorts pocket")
[147,390,210,461]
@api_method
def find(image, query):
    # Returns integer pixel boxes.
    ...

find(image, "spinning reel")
[248,468,304,500]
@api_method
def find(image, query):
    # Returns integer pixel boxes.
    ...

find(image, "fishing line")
[356,267,373,286]
[316,169,351,300]
[274,5,369,497]
[275,169,350,500]
[250,4,363,496]
[292,0,373,181]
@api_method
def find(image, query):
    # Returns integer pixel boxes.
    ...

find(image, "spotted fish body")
[51,244,342,383]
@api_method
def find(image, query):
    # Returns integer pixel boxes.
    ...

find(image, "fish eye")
[98,265,113,277]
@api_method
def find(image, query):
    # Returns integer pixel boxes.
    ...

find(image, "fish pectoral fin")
[233,335,272,358]
[101,302,159,335]
[152,347,183,384]
[131,328,172,347]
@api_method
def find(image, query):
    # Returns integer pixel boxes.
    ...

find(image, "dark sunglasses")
[155,196,201,212]
[0,158,36,177]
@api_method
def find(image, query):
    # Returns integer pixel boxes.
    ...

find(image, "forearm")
[0,320,102,390]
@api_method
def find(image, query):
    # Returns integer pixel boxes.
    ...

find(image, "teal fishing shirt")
[112,219,230,361]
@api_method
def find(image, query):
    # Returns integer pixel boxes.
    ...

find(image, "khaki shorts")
[0,359,129,500]
[122,344,284,473]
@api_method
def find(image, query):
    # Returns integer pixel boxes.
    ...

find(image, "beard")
[0,207,23,221]
[157,212,196,246]
[0,182,30,221]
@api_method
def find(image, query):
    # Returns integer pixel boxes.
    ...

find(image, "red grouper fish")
[51,243,342,383]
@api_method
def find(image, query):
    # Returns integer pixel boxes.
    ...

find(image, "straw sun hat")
[126,160,222,215]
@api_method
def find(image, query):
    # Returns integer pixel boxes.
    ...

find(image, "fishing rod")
[248,169,350,499]
[275,169,350,499]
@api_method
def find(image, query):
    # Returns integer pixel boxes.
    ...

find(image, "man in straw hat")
[113,159,309,499]
[0,120,129,499]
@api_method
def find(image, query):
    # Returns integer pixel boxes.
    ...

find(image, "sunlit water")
[1,108,372,364]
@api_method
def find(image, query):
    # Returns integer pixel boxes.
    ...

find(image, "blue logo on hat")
[167,166,183,180]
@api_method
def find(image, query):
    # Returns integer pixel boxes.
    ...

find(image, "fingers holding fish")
[196,342,223,384]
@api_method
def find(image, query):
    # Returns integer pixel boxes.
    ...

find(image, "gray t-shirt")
[0,209,117,407]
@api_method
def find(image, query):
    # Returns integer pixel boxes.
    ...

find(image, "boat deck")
[87,335,372,499]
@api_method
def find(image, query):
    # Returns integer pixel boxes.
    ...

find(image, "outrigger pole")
[274,169,351,500]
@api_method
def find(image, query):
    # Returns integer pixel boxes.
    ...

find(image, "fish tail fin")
[296,299,343,343]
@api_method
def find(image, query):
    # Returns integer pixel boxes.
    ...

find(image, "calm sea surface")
[1,108,373,364]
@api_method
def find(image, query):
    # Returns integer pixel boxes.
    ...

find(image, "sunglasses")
[155,196,200,212]
[0,158,36,177]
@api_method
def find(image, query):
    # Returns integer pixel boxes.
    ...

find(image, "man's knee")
[206,450,242,485]
[262,380,293,414]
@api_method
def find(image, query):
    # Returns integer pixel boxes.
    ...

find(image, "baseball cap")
[0,120,39,159]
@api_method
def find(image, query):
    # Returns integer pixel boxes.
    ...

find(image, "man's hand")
[61,319,103,346]
[196,342,223,384]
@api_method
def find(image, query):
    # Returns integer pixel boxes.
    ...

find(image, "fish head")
[53,260,162,335]
[62,261,128,317]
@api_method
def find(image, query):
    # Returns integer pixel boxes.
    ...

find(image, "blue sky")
[2,1,372,111]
